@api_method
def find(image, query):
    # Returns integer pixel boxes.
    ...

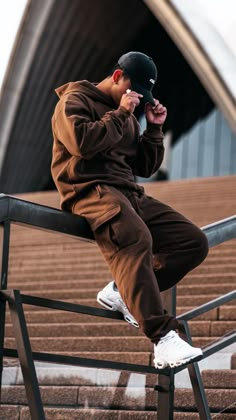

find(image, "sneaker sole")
[154,353,203,369]
[97,292,139,328]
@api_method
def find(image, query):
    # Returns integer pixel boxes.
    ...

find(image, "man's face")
[111,70,132,105]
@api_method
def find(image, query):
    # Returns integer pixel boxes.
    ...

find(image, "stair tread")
[5,405,236,420]
[2,385,236,411]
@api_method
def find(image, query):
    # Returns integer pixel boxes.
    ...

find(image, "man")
[51,51,208,369]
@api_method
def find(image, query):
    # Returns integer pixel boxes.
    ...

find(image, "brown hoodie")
[51,80,164,210]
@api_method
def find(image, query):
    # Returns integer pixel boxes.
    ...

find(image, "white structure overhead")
[144,0,236,133]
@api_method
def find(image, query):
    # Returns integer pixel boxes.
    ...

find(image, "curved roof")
[144,0,236,132]
[172,0,236,101]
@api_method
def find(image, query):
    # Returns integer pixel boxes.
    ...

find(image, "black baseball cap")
[118,51,157,105]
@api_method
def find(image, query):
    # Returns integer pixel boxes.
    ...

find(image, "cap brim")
[131,81,155,106]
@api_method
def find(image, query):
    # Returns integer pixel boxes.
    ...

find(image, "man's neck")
[96,78,112,97]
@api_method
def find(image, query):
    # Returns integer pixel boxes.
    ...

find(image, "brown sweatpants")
[72,184,208,343]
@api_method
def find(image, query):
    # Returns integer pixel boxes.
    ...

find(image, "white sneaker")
[97,281,139,328]
[154,330,203,369]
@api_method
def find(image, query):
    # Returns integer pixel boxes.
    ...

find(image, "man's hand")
[145,99,167,125]
[120,90,143,114]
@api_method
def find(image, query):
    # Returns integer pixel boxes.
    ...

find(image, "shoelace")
[160,331,189,350]
[159,331,176,344]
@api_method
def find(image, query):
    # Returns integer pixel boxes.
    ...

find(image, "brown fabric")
[51,79,208,343]
[51,80,164,210]
[72,184,208,343]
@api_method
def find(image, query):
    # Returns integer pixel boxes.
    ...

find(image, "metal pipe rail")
[0,193,94,240]
[0,194,235,420]
[1,289,235,375]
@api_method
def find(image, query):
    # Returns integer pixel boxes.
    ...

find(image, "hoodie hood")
[55,80,116,108]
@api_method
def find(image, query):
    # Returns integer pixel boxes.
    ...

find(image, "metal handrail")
[0,193,94,240]
[1,288,235,374]
[0,194,235,420]
[202,215,236,246]
[178,290,236,321]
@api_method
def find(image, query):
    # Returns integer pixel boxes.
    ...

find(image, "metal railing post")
[179,320,211,419]
[0,221,10,402]
[156,286,176,419]
[5,289,45,420]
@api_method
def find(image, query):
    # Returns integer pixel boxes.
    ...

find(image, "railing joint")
[155,383,175,393]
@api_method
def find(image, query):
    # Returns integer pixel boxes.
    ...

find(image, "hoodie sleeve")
[54,94,131,159]
[132,123,165,178]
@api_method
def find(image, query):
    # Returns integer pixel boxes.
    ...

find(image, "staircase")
[1,175,236,419]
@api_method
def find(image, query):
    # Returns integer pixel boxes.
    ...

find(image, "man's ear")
[112,69,123,84]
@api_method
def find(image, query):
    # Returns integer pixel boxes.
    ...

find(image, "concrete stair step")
[5,336,217,352]
[9,243,100,252]
[8,258,236,277]
[5,310,120,324]
[10,352,152,365]
[8,266,111,275]
[181,274,236,283]
[176,294,232,306]
[9,259,107,269]
[220,306,236,320]
[174,389,236,413]
[5,322,144,338]
[5,320,219,338]
[1,385,78,407]
[202,256,236,263]
[7,279,109,291]
[9,244,99,255]
[78,386,236,412]
[177,284,235,295]
[7,274,236,288]
[5,363,235,388]
[210,321,236,336]
[2,385,236,413]
[17,288,113,300]
[9,237,86,247]
[4,305,220,323]
[8,252,236,264]
[8,272,111,281]
[9,248,236,261]
[231,354,236,369]
[8,259,236,272]
[193,264,236,274]
[209,249,236,256]
[176,307,218,320]
[3,405,236,420]
[8,261,107,271]
[8,245,235,258]
[202,369,236,388]
[3,352,151,369]
[4,336,152,353]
